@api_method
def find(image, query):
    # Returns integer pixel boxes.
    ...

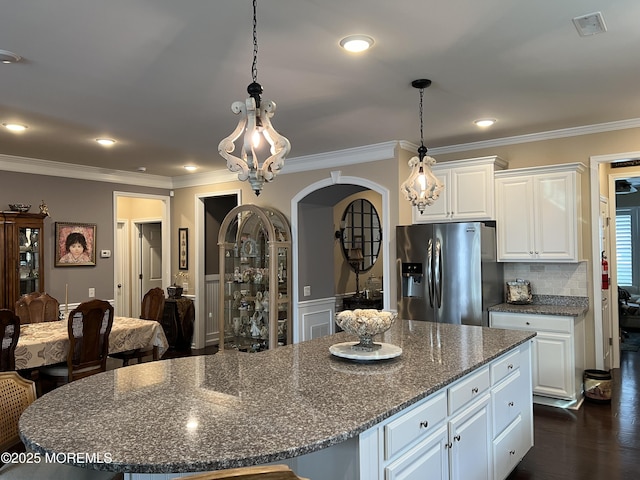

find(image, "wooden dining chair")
[0,310,20,371]
[174,465,309,480]
[15,292,60,324]
[39,299,114,389]
[0,371,123,479]
[110,287,165,366]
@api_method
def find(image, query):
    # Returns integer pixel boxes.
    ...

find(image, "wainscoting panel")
[296,297,336,343]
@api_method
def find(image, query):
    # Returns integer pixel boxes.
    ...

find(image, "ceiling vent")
[573,12,607,36]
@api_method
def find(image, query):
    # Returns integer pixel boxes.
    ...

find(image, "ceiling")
[2,0,640,178]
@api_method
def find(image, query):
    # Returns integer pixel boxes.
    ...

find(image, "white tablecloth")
[14,316,169,370]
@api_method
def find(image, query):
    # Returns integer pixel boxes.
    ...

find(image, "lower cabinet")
[490,312,585,403]
[362,342,533,480]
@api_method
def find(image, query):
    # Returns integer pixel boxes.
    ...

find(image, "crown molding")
[2,118,640,188]
[0,153,172,189]
[428,118,640,155]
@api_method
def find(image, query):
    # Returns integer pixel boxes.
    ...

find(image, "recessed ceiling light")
[474,118,496,128]
[2,123,28,132]
[136,167,147,173]
[95,138,116,146]
[184,165,197,172]
[0,49,21,64]
[339,35,374,53]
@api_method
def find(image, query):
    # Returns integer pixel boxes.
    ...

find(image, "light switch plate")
[100,249,111,258]
[303,286,311,297]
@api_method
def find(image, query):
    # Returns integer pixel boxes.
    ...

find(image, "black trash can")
[583,369,612,403]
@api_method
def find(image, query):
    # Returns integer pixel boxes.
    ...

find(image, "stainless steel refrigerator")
[396,222,503,326]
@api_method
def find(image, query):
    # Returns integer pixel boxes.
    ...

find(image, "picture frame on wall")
[55,222,97,266]
[179,227,188,270]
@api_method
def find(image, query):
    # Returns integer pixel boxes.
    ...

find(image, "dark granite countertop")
[488,295,589,317]
[19,320,534,474]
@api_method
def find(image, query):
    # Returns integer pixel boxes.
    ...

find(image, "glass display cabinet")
[218,205,291,352]
[0,212,46,309]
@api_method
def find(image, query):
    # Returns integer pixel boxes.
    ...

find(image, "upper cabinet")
[495,163,586,262]
[412,156,508,223]
[0,212,47,309]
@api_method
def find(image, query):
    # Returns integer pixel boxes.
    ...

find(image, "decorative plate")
[329,342,402,361]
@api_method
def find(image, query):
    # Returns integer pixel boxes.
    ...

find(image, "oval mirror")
[339,199,381,273]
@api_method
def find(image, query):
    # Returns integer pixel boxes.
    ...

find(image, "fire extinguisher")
[601,251,609,290]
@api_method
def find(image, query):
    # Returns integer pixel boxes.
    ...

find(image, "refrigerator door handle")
[427,239,434,308]
[435,239,442,308]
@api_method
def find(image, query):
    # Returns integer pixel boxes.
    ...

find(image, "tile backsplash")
[503,262,587,297]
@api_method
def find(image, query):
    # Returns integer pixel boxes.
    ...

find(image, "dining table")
[14,316,170,370]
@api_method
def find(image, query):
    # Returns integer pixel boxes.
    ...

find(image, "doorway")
[590,152,640,369]
[290,171,391,343]
[113,192,170,318]
[193,190,240,349]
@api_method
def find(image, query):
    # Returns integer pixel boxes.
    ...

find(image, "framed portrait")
[179,227,188,270]
[55,222,97,266]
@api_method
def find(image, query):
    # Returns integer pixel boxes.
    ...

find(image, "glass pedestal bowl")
[335,309,397,352]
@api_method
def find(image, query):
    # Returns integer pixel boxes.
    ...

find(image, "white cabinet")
[363,344,533,480]
[490,312,585,404]
[413,156,507,223]
[448,393,492,480]
[494,163,585,262]
[490,345,533,480]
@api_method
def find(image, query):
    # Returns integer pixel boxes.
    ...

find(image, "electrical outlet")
[88,288,95,298]
[303,285,311,297]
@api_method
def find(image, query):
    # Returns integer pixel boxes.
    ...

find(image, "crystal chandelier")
[218,0,291,196]
[400,79,443,213]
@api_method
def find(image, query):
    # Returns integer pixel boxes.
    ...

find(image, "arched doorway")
[290,171,391,342]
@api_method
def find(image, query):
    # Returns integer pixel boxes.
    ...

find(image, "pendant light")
[400,79,443,213]
[218,0,291,196]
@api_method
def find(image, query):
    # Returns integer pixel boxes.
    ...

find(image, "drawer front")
[491,348,521,385]
[490,312,572,334]
[492,369,522,437]
[448,366,490,415]
[384,392,447,460]
[493,415,525,480]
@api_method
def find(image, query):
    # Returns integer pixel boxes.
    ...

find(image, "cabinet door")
[450,164,494,221]
[495,176,535,260]
[384,425,449,480]
[449,394,492,480]
[532,332,573,399]
[533,172,577,260]
[413,169,451,223]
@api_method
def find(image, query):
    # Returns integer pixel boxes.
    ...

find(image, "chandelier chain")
[418,88,425,147]
[251,0,259,83]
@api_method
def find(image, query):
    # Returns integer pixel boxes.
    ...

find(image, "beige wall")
[333,190,384,295]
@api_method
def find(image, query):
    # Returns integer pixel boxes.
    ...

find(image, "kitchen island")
[19,320,535,479]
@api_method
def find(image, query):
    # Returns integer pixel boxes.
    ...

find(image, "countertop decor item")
[8,203,31,212]
[506,279,533,304]
[334,309,397,352]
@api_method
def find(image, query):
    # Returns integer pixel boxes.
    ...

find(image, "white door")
[115,221,130,317]
[599,197,613,370]
[136,222,162,317]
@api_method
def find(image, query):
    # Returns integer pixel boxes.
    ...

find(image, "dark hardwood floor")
[507,333,640,479]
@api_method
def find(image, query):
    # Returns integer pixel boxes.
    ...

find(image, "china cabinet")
[412,156,507,223]
[218,204,291,352]
[0,212,46,310]
[494,163,585,262]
